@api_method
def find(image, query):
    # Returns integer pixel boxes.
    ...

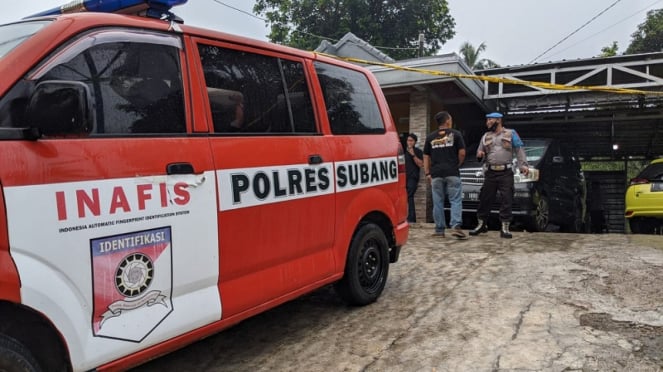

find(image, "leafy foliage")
[253,0,456,60]
[458,41,499,70]
[626,9,663,54]
[600,41,619,57]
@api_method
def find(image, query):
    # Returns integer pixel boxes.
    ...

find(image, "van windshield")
[0,21,50,58]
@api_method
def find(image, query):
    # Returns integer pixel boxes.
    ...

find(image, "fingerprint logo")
[115,253,154,297]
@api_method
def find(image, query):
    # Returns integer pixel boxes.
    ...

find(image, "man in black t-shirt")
[404,133,424,223]
[423,111,466,239]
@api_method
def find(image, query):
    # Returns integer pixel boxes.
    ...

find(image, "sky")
[2,0,662,67]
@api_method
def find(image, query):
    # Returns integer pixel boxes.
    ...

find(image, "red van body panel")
[0,10,408,371]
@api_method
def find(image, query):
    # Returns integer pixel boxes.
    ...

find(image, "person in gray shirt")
[469,112,529,238]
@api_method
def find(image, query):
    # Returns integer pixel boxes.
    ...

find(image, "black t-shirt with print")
[423,128,466,178]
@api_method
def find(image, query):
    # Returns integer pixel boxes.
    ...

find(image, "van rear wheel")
[334,223,389,306]
[0,334,41,372]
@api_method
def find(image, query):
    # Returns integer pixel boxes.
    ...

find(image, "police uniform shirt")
[477,129,528,168]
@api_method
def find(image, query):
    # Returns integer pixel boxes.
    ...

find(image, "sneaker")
[451,226,467,239]
[430,232,445,238]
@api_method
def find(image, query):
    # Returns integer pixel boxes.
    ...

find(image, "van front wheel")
[334,223,389,306]
[0,334,41,372]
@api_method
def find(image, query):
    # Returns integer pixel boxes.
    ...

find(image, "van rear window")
[314,62,385,135]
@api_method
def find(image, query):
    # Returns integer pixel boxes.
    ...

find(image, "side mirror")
[25,81,93,136]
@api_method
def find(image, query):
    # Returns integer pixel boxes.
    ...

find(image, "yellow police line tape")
[315,53,663,96]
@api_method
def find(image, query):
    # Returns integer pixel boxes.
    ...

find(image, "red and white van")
[0,1,409,370]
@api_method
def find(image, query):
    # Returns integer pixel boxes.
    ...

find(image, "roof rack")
[26,0,187,22]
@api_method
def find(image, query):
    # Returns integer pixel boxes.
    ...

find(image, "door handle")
[167,162,194,175]
[308,154,323,165]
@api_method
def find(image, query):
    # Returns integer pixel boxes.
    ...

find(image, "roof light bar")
[27,0,187,19]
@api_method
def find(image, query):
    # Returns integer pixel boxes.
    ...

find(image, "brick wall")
[409,90,432,223]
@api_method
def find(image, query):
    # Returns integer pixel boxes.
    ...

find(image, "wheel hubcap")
[359,239,381,289]
[536,199,549,230]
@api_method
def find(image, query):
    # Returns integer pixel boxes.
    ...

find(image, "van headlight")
[514,167,539,183]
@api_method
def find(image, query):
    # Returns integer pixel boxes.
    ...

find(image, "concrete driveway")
[135,224,663,371]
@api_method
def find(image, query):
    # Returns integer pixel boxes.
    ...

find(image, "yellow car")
[625,158,663,234]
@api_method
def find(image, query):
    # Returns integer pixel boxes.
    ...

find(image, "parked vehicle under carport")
[625,158,663,234]
[455,138,587,232]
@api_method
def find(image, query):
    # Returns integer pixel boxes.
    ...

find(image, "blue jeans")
[431,176,463,233]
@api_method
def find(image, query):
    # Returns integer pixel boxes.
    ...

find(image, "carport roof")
[503,108,663,161]
[477,51,663,160]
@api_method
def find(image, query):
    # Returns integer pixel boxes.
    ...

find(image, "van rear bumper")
[390,221,409,263]
[394,221,409,246]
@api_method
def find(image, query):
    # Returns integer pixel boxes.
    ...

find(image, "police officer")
[469,112,529,238]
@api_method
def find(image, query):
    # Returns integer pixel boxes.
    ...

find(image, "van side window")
[36,38,185,135]
[197,44,316,134]
[314,62,385,135]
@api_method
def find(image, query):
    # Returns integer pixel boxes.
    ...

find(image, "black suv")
[457,138,587,232]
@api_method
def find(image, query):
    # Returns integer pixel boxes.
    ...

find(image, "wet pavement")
[135,224,663,371]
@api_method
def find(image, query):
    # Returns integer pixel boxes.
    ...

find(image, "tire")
[629,218,642,234]
[0,335,41,372]
[527,195,549,232]
[334,223,389,306]
[630,218,661,234]
[562,197,584,233]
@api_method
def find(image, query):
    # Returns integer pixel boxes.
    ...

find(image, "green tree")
[458,41,499,70]
[626,9,663,54]
[253,0,456,60]
[600,41,619,57]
